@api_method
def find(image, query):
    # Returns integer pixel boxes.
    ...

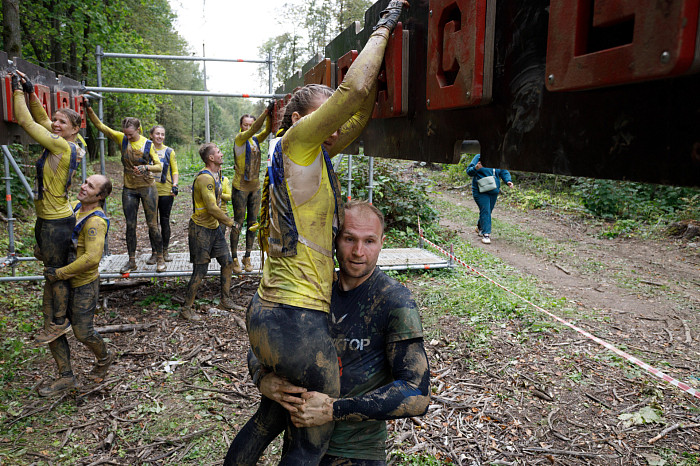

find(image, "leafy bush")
[334,155,438,234]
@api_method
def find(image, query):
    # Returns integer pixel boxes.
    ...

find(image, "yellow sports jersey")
[155,145,178,197]
[55,205,108,288]
[14,91,81,220]
[258,150,336,313]
[86,109,162,189]
[233,112,271,192]
[221,175,231,208]
[191,170,231,230]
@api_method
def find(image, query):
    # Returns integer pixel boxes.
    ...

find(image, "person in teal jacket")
[466,154,513,244]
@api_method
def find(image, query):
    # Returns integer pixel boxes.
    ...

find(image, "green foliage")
[389,450,450,465]
[335,155,438,233]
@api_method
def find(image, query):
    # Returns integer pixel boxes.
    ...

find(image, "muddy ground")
[0,161,698,465]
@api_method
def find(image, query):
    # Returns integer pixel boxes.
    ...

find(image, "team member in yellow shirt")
[181,143,237,321]
[147,125,178,263]
[39,174,114,396]
[12,72,82,344]
[230,105,272,272]
[85,105,166,273]
[227,1,409,463]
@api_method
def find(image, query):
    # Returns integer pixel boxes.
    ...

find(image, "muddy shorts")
[188,219,229,264]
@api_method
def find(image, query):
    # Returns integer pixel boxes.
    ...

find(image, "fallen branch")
[522,447,617,458]
[230,312,246,331]
[95,323,156,334]
[649,422,700,444]
[553,263,571,275]
[177,383,251,399]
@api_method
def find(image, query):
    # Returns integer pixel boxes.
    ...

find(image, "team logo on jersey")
[88,227,97,237]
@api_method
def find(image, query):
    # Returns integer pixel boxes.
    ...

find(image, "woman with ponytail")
[225,1,410,464]
[86,106,165,274]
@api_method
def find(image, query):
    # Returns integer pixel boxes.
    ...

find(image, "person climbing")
[225,1,410,464]
[147,125,178,263]
[466,153,514,244]
[85,103,166,272]
[230,104,273,273]
[12,71,82,344]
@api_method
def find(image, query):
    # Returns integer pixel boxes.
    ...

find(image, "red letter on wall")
[336,50,358,87]
[1,76,16,122]
[304,59,335,87]
[426,0,496,110]
[374,23,408,119]
[73,96,87,129]
[546,0,700,91]
[34,84,52,117]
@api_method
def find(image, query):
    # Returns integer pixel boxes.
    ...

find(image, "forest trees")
[258,0,372,91]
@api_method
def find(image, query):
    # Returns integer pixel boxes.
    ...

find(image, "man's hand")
[133,165,148,176]
[10,73,21,92]
[44,267,59,283]
[290,391,335,428]
[83,95,92,109]
[258,372,306,413]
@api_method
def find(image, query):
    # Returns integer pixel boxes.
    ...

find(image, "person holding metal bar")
[40,174,114,396]
[11,71,83,344]
[180,143,237,321]
[227,1,409,464]
[230,105,273,273]
[85,103,166,274]
[147,125,178,263]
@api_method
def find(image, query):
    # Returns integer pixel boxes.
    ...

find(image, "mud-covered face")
[336,208,385,290]
[122,126,140,142]
[240,117,254,132]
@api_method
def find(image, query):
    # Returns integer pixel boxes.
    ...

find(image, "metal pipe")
[101,52,270,64]
[96,45,106,176]
[84,86,283,99]
[3,153,16,276]
[203,43,210,143]
[1,145,34,199]
[346,154,353,201]
[333,153,344,172]
[367,156,374,204]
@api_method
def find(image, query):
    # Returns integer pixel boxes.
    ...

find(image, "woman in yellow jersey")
[148,125,178,262]
[230,104,273,273]
[85,104,165,273]
[226,2,409,464]
[11,72,83,345]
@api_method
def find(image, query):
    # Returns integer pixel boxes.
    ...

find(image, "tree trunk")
[1,0,22,58]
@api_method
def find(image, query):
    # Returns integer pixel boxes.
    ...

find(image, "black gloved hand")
[83,96,92,108]
[11,74,21,92]
[267,100,276,116]
[21,75,34,94]
[374,0,409,32]
[44,267,59,283]
[171,185,179,196]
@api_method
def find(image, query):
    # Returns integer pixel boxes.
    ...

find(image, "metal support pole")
[346,154,353,201]
[367,156,374,204]
[3,153,16,275]
[333,153,345,172]
[96,45,106,176]
[203,44,211,143]
[1,145,34,199]
[81,153,87,183]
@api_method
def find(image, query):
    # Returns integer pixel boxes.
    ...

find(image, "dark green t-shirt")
[326,268,423,460]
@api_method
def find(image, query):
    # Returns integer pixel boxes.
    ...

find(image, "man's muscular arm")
[290,338,430,428]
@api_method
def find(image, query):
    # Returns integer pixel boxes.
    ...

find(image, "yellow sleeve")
[221,176,232,202]
[28,96,53,132]
[235,108,269,146]
[196,175,232,226]
[145,140,163,173]
[254,114,272,144]
[282,29,390,166]
[13,90,70,155]
[55,217,107,280]
[170,149,179,176]
[86,107,125,145]
[328,82,377,157]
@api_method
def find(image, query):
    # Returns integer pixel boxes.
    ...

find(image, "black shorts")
[188,219,230,264]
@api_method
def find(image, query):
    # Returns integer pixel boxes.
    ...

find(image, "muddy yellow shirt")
[233,113,271,192]
[86,109,161,189]
[55,205,108,288]
[191,170,232,230]
[221,175,231,210]
[14,91,82,220]
[155,145,178,197]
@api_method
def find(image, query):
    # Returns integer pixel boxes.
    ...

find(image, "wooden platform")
[97,248,451,278]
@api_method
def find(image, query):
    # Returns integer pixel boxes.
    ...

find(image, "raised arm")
[327,82,378,157]
[466,154,481,177]
[85,106,124,145]
[13,90,69,155]
[235,108,271,146]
